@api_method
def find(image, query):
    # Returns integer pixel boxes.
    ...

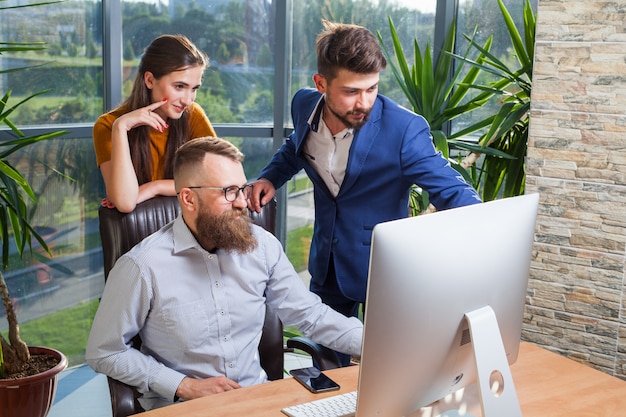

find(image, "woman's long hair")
[121,34,208,184]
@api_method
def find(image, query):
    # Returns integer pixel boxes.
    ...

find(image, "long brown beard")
[195,207,257,253]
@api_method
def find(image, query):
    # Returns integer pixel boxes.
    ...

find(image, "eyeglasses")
[186,184,253,202]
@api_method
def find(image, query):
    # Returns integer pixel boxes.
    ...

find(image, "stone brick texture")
[526,0,626,380]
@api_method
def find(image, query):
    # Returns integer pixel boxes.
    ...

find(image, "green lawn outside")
[2,299,98,367]
[285,224,313,272]
[288,176,312,194]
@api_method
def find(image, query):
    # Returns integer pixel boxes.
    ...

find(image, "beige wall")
[524,0,626,379]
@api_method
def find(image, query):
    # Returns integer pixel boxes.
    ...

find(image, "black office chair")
[98,196,340,417]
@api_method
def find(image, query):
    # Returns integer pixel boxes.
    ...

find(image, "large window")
[0,0,102,124]
[0,0,105,366]
[0,0,532,367]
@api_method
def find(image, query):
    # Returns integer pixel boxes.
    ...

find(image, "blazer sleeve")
[257,133,305,188]
[257,90,314,186]
[400,116,481,210]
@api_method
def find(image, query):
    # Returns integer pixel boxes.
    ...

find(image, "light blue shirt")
[86,216,363,409]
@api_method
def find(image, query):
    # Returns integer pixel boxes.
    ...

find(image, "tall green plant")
[378,17,504,214]
[0,0,67,377]
[449,0,536,201]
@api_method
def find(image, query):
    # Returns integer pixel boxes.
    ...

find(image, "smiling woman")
[92,34,217,213]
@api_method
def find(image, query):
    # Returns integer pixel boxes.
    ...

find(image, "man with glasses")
[86,136,363,410]
[250,20,481,366]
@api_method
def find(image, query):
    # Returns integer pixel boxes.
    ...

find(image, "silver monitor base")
[465,305,522,417]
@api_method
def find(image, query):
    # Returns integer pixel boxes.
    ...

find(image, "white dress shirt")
[86,216,363,409]
[303,97,354,197]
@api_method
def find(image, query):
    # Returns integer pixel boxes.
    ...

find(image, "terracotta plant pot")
[0,346,68,417]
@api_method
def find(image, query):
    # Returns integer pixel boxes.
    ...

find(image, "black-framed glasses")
[187,184,253,202]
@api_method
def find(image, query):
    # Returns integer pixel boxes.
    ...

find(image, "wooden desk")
[139,342,626,416]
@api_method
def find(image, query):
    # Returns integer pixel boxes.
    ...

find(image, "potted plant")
[0,1,70,416]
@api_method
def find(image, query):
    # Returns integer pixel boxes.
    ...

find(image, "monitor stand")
[465,305,523,417]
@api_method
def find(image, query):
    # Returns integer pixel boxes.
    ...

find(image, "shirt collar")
[172,216,203,254]
[307,95,325,132]
[307,95,354,139]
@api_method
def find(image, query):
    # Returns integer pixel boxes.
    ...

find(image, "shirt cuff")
[349,317,364,357]
[150,366,187,402]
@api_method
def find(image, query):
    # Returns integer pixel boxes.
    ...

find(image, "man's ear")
[313,73,326,93]
[178,188,196,211]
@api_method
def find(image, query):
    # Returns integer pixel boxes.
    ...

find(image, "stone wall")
[524,0,626,379]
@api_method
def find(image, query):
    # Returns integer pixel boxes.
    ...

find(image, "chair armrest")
[107,376,144,417]
[286,336,342,370]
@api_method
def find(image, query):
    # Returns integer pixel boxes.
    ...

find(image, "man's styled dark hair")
[315,20,387,80]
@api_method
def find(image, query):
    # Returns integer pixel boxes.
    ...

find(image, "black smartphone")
[289,366,341,393]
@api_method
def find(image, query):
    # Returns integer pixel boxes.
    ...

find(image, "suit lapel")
[295,96,335,199]
[338,98,382,196]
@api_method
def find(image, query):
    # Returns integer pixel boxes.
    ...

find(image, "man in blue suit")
[250,20,480,363]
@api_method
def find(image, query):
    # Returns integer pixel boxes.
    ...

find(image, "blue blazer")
[259,88,481,301]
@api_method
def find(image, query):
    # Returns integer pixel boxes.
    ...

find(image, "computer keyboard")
[281,390,357,417]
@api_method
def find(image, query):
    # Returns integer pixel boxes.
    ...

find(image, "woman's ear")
[144,71,155,89]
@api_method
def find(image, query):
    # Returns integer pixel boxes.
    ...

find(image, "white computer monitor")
[355,193,539,417]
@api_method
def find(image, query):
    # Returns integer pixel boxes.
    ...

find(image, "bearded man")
[86,136,363,410]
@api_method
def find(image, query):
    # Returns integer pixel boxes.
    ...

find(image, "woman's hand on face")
[115,99,170,133]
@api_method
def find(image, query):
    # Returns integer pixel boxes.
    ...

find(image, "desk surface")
[139,342,626,417]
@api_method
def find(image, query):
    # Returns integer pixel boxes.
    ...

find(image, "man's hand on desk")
[175,376,242,401]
